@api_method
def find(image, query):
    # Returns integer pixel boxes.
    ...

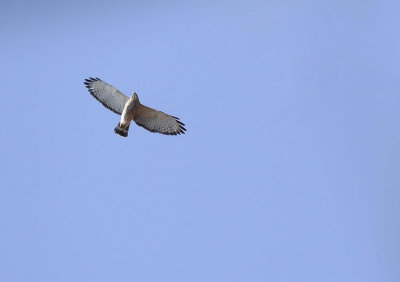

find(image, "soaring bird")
[84,77,186,137]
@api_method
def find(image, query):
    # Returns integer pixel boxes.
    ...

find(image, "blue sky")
[1,1,399,281]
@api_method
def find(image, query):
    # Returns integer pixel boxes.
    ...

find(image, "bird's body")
[83,77,186,137]
[121,94,139,125]
[115,93,140,137]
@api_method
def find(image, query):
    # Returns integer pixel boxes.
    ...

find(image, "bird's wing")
[83,77,129,115]
[134,104,186,135]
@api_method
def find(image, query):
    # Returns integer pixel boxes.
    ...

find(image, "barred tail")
[114,123,129,137]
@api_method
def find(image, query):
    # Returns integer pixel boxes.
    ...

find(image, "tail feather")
[114,123,129,137]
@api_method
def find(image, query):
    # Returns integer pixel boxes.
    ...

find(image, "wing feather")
[83,77,128,115]
[134,104,186,135]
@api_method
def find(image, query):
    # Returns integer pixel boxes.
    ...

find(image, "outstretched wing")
[83,77,129,115]
[134,104,186,135]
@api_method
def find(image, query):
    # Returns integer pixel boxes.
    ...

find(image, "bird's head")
[131,92,139,101]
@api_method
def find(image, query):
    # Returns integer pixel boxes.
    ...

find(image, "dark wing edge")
[170,115,187,135]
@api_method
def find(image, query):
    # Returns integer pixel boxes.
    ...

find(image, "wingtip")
[85,77,101,82]
[83,77,102,86]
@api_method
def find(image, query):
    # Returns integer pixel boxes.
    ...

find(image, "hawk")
[83,77,186,137]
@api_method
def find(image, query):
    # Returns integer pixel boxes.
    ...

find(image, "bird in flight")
[84,77,186,137]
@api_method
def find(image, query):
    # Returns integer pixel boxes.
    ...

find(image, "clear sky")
[1,1,399,281]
